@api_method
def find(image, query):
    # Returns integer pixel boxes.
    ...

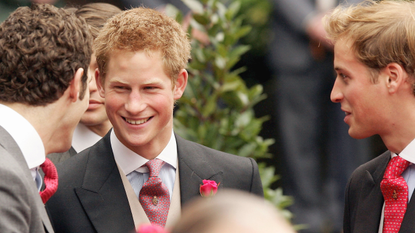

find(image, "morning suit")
[344,151,415,233]
[267,0,369,231]
[46,131,263,233]
[47,123,99,164]
[0,126,54,233]
[47,147,76,164]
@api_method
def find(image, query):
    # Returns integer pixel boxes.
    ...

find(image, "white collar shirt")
[72,123,103,153]
[111,130,177,199]
[0,104,45,183]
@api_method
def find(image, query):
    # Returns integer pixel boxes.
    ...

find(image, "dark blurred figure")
[266,0,371,232]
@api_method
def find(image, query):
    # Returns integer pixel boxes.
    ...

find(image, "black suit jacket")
[46,131,263,233]
[344,151,415,233]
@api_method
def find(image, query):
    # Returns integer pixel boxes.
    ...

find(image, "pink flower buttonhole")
[136,224,169,233]
[199,179,219,197]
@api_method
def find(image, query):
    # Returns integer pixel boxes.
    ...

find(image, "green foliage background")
[166,0,293,219]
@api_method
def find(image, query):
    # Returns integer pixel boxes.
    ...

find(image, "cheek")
[104,94,123,112]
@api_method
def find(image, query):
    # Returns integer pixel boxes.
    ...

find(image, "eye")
[144,86,159,90]
[337,72,349,82]
[113,86,129,92]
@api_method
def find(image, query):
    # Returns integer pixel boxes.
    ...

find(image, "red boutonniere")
[200,179,219,197]
[136,224,169,233]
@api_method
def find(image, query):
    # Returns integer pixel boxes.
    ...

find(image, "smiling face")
[330,39,389,139]
[97,49,187,158]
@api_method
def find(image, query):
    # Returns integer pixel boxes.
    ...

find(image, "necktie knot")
[383,156,410,179]
[39,158,58,204]
[145,158,164,177]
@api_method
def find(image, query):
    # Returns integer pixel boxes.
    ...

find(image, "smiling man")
[46,7,263,233]
[325,1,415,232]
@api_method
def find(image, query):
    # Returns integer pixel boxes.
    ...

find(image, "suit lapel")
[400,193,415,232]
[400,170,415,232]
[175,134,223,205]
[74,133,135,233]
[354,152,389,233]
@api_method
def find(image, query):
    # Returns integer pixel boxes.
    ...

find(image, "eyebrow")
[334,66,344,72]
[142,78,164,85]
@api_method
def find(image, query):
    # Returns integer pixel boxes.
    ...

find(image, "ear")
[95,69,105,98]
[173,69,188,100]
[384,63,405,94]
[69,68,84,102]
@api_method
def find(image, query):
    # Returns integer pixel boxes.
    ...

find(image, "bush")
[167,0,293,219]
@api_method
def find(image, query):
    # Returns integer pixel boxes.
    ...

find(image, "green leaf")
[182,0,204,13]
[192,13,210,25]
[234,25,252,40]
[229,45,251,59]
[164,4,182,22]
[225,1,241,20]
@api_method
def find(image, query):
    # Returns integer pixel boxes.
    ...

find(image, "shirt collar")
[392,138,415,164]
[72,123,102,152]
[111,130,177,175]
[0,104,45,169]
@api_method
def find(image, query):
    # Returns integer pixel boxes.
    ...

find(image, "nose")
[89,75,98,93]
[125,91,146,114]
[330,78,343,103]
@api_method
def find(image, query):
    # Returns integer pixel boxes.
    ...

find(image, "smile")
[125,117,151,125]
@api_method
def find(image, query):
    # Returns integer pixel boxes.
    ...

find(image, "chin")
[348,129,371,140]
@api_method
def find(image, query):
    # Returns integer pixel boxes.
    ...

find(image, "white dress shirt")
[0,104,45,184]
[111,130,177,199]
[72,123,103,152]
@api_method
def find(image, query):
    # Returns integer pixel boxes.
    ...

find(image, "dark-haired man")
[0,4,93,232]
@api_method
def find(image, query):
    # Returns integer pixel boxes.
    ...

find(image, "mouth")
[124,117,152,125]
[341,108,351,116]
[89,99,102,105]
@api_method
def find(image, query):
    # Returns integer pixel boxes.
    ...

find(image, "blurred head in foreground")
[171,189,296,233]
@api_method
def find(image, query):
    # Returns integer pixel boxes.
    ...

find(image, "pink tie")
[39,158,58,204]
[381,156,410,233]
[139,158,170,227]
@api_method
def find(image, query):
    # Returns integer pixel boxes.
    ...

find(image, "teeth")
[125,118,149,125]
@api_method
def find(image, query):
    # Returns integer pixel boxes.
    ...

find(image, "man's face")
[80,53,109,128]
[99,50,183,157]
[331,39,388,139]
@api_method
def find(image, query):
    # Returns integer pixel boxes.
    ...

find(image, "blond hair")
[94,7,191,85]
[324,0,415,83]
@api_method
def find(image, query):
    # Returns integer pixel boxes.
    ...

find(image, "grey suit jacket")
[46,131,263,233]
[0,126,54,233]
[344,150,415,233]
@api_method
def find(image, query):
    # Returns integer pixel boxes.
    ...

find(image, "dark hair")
[0,4,93,106]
